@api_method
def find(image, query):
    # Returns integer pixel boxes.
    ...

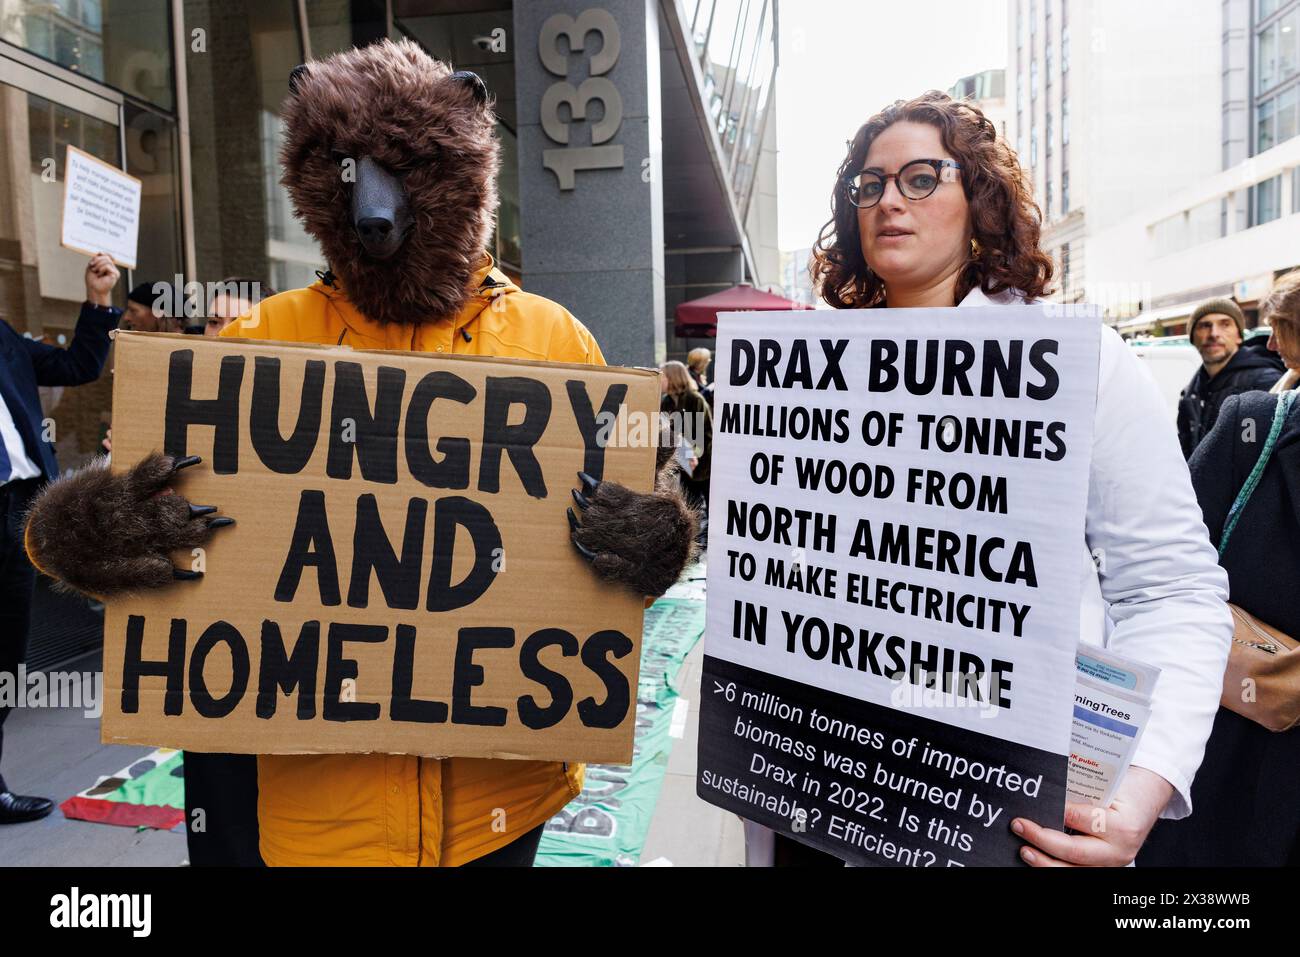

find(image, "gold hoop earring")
[970,238,981,258]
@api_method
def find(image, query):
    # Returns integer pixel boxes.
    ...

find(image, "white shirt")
[961,287,1232,820]
[0,393,41,484]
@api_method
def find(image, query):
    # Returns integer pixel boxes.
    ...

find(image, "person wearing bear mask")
[23,40,699,867]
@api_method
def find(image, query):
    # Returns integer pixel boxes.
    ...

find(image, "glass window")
[691,0,716,48]
[1062,98,1070,144]
[124,102,182,288]
[1278,85,1299,145]
[184,0,316,291]
[307,0,388,58]
[1251,174,1281,226]
[0,0,175,110]
[1030,128,1038,165]
[1259,22,1279,93]
[495,125,521,272]
[719,0,767,152]
[1031,59,1038,98]
[1260,0,1282,20]
[1062,25,1070,72]
[0,84,122,471]
[1282,10,1299,84]
[1259,95,1277,152]
[1062,170,1070,212]
[1046,178,1053,218]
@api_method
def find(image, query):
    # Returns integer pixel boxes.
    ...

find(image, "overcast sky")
[775,0,1008,250]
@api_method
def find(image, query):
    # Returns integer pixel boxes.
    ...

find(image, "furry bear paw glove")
[23,452,234,599]
[566,467,700,600]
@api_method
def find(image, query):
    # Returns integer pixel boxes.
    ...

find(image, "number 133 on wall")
[539,9,625,190]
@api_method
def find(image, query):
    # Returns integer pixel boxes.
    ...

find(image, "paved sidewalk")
[639,561,745,867]
[640,629,745,866]
[2,649,188,866]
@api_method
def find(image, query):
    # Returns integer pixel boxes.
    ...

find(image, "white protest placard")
[695,305,1102,867]
[60,145,141,269]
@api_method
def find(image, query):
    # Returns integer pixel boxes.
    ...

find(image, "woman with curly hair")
[763,92,1232,867]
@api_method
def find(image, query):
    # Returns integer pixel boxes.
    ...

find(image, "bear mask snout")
[351,156,413,260]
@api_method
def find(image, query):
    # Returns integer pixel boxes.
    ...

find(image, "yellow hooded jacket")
[219,257,600,865]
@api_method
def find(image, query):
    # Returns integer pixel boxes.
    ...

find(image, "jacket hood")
[279,39,500,326]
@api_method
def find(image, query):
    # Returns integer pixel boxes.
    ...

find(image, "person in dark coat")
[1140,273,1300,866]
[659,360,712,509]
[0,253,119,824]
[1177,297,1284,459]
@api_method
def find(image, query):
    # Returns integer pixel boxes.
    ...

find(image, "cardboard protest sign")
[60,145,142,269]
[102,332,659,764]
[696,306,1101,866]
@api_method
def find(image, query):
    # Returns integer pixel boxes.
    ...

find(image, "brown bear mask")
[279,39,499,326]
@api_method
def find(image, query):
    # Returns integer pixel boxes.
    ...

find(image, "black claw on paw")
[173,568,203,581]
[566,507,579,533]
[171,455,202,472]
[571,535,598,561]
[571,487,590,510]
[578,471,601,496]
[207,516,235,529]
[189,504,218,518]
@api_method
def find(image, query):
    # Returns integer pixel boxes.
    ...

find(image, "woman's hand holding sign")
[1012,767,1174,866]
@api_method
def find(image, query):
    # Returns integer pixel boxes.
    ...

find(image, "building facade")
[1099,0,1300,335]
[0,0,778,475]
[1006,0,1221,319]
[0,0,776,668]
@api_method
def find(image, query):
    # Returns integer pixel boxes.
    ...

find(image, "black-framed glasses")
[844,159,962,208]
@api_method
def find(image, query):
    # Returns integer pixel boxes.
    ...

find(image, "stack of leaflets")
[1067,646,1161,807]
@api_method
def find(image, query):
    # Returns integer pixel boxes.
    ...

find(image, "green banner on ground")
[536,596,706,867]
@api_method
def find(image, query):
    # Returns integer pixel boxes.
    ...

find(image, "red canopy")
[674,283,812,338]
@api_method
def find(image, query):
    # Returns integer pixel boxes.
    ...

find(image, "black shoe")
[0,791,55,824]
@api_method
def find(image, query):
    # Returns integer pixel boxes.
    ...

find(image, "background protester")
[1139,270,1300,866]
[768,91,1232,867]
[205,277,276,337]
[121,282,181,333]
[0,253,119,824]
[660,360,712,511]
[1176,298,1283,459]
[687,347,715,410]
[1267,274,1300,396]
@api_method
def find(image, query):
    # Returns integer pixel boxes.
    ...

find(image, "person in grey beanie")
[1176,297,1284,459]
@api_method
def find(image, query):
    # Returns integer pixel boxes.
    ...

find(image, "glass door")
[0,49,124,471]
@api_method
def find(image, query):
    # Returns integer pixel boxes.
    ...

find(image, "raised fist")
[84,253,120,307]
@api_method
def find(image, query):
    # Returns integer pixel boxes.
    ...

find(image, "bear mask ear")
[451,70,489,106]
[289,64,310,95]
